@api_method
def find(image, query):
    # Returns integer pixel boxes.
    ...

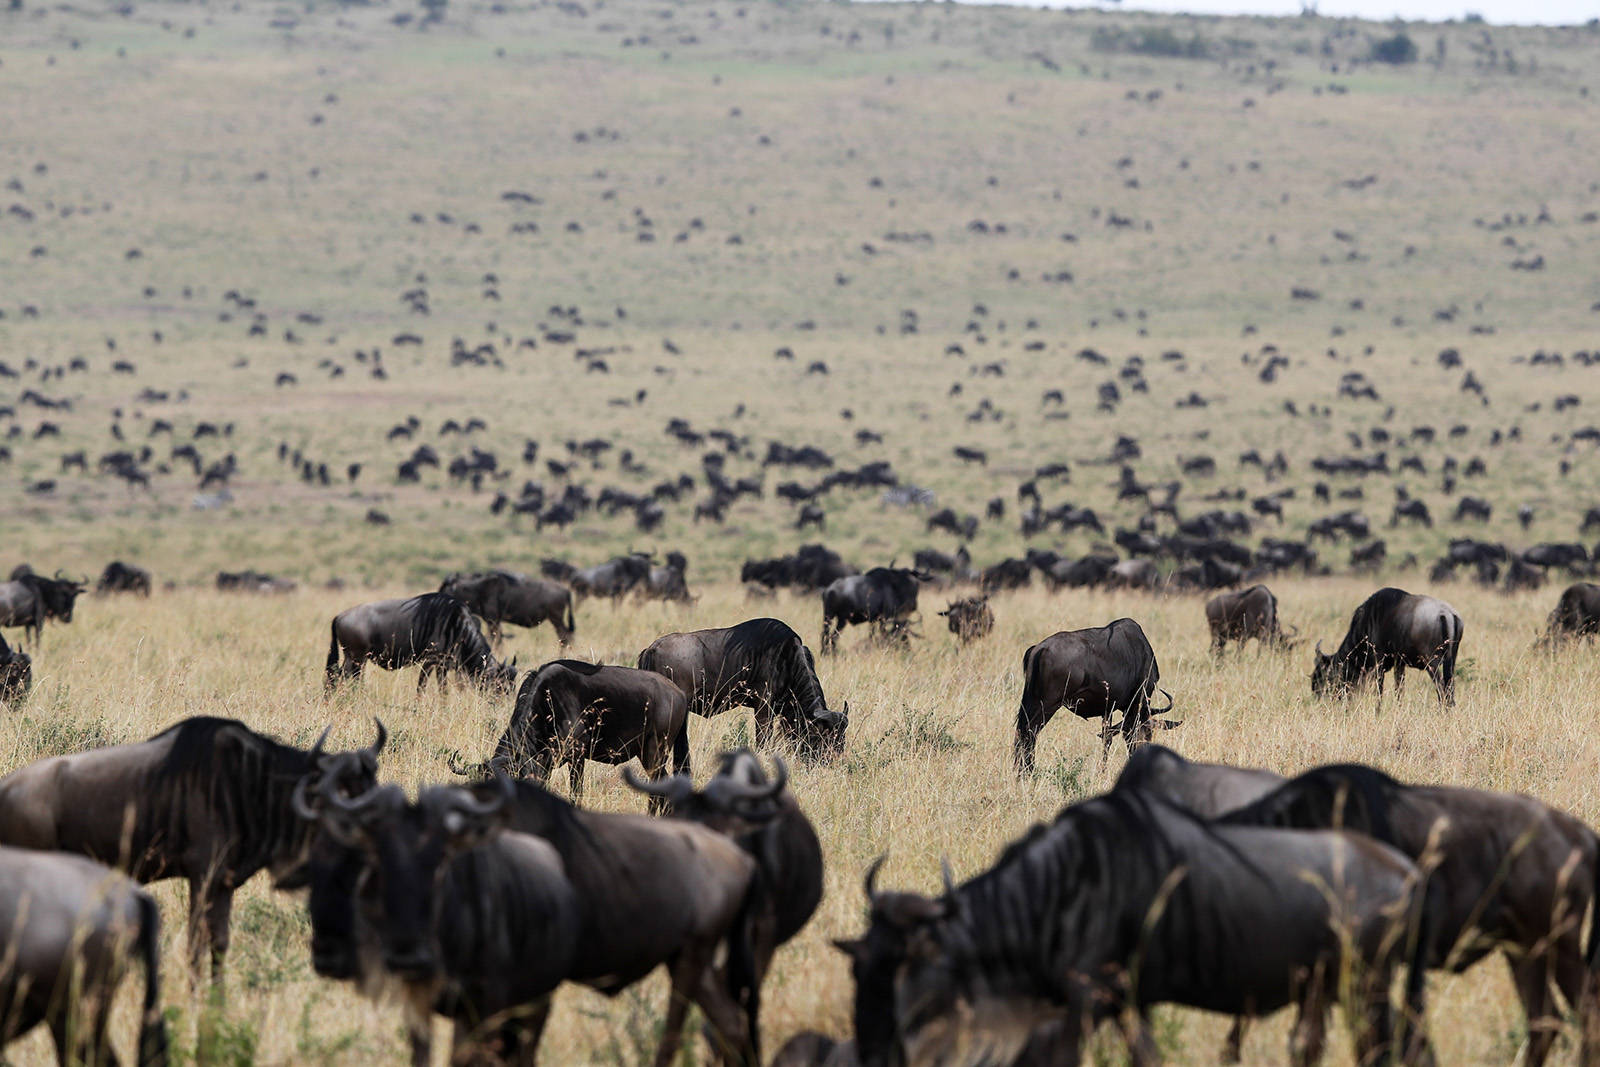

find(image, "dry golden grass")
[3,575,1597,1064]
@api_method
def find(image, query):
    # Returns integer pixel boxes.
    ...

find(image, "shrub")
[1370,32,1418,64]
[1091,26,1211,60]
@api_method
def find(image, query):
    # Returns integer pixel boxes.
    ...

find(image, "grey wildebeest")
[0,716,384,980]
[938,596,994,644]
[625,749,822,1021]
[0,631,30,705]
[835,790,1435,1067]
[1220,763,1600,1067]
[1205,584,1293,655]
[641,551,693,602]
[1311,588,1463,706]
[294,778,580,1067]
[326,591,517,693]
[96,560,152,597]
[439,569,575,645]
[1543,582,1600,643]
[569,552,653,599]
[0,570,87,648]
[299,772,765,1067]
[819,566,931,653]
[1013,618,1176,774]
[636,618,847,759]
[451,660,689,808]
[0,846,168,1065]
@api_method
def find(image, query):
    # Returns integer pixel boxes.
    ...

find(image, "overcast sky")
[941,0,1597,26]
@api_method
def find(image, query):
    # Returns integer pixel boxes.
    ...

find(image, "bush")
[1370,32,1418,64]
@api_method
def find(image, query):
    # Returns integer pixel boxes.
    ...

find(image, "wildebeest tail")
[636,646,656,673]
[1400,873,1447,1053]
[324,619,342,681]
[134,891,169,1066]
[563,594,575,637]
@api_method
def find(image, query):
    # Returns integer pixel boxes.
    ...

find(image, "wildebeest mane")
[1329,587,1411,681]
[1217,763,1400,845]
[1111,744,1186,794]
[725,618,825,715]
[546,658,604,676]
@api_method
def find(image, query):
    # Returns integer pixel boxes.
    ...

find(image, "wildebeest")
[1114,744,1285,817]
[214,569,296,593]
[452,660,689,806]
[0,716,384,978]
[1221,762,1600,1067]
[326,592,517,693]
[0,631,30,705]
[641,550,693,602]
[625,749,822,1038]
[1013,618,1176,773]
[96,559,152,597]
[1105,558,1159,590]
[637,618,847,759]
[938,596,993,644]
[569,552,653,598]
[438,569,575,645]
[1543,582,1600,642]
[0,847,168,1065]
[0,570,86,648]
[295,778,579,1067]
[836,790,1434,1067]
[819,567,930,653]
[1311,588,1463,706]
[304,771,765,1067]
[1205,584,1292,655]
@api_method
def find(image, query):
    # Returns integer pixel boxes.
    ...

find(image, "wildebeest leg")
[819,615,838,655]
[671,716,691,780]
[652,951,707,1067]
[568,757,585,802]
[188,877,234,982]
[1287,964,1328,1067]
[1118,1011,1162,1067]
[752,705,774,749]
[417,662,432,694]
[1350,969,1400,1067]
[1222,1016,1249,1063]
[1394,663,1405,697]
[689,953,756,1067]
[1511,952,1566,1067]
[1012,696,1052,775]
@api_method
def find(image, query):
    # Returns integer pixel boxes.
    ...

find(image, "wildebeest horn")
[720,755,790,808]
[322,773,384,815]
[455,773,513,817]
[622,766,696,809]
[1315,639,1325,656]
[940,856,957,898]
[446,750,474,776]
[308,724,333,763]
[368,718,387,756]
[290,774,321,821]
[1151,688,1173,714]
[863,853,887,900]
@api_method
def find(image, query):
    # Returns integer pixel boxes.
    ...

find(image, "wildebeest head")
[798,647,849,758]
[1309,640,1336,696]
[27,571,88,623]
[623,749,789,827]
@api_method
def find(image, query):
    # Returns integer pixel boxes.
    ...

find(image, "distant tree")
[1370,32,1418,64]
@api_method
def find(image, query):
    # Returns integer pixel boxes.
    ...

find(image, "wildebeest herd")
[4,550,1600,1065]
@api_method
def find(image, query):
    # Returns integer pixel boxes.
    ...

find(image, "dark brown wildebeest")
[0,632,30,705]
[819,567,930,653]
[1311,587,1463,706]
[326,592,517,693]
[438,569,574,645]
[938,596,994,644]
[637,618,847,758]
[0,716,384,979]
[451,660,688,807]
[836,790,1435,1067]
[1113,744,1284,816]
[1543,582,1600,643]
[1013,618,1176,773]
[294,779,579,1067]
[0,570,86,648]
[1221,763,1600,1067]
[301,772,765,1067]
[96,560,152,597]
[1205,584,1293,655]
[0,847,168,1065]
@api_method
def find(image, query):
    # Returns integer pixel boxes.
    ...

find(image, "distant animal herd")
[2,545,1600,1064]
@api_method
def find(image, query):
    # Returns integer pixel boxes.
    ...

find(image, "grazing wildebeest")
[569,552,653,598]
[452,660,689,807]
[438,569,575,645]
[325,592,517,693]
[0,716,384,979]
[294,779,580,1067]
[819,567,930,653]
[1013,619,1176,773]
[836,791,1435,1067]
[302,771,764,1067]
[625,749,822,1039]
[641,551,693,602]
[1042,553,1117,590]
[96,559,152,596]
[636,618,847,758]
[1205,584,1292,655]
[938,596,994,644]
[0,570,86,648]
[1311,588,1463,706]
[0,847,169,1065]
[0,632,30,705]
[1543,582,1600,643]
[214,569,295,593]
[1221,763,1600,1067]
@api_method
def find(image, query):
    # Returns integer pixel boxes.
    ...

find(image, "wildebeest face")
[806,704,849,760]
[1310,643,1334,696]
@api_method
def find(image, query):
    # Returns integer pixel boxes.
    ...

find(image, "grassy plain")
[3,0,1600,1062]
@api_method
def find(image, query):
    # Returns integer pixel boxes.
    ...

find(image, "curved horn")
[291,775,321,821]
[622,766,697,809]
[454,773,513,817]
[1151,688,1173,714]
[368,718,388,756]
[940,856,957,898]
[308,724,333,763]
[863,853,887,900]
[320,772,384,815]
[718,755,790,810]
[1315,639,1325,656]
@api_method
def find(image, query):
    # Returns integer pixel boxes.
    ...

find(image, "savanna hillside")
[2,0,1600,1064]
